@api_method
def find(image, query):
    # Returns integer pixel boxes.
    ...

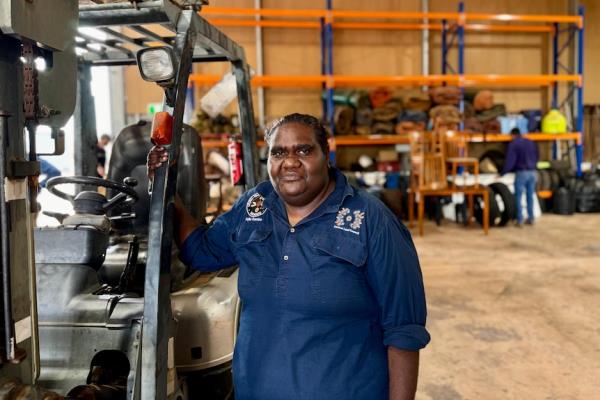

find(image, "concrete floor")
[412,214,600,400]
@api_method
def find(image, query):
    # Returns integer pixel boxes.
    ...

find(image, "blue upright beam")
[441,19,448,75]
[458,2,465,130]
[552,23,559,109]
[325,0,334,137]
[576,5,584,177]
[320,17,327,121]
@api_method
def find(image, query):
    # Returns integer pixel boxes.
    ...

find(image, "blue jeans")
[514,170,537,223]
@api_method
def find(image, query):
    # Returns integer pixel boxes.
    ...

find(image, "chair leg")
[467,194,474,227]
[483,190,489,235]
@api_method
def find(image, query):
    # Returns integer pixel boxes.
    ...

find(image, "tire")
[537,169,551,191]
[474,187,502,227]
[479,149,506,173]
[489,182,516,226]
[549,170,561,191]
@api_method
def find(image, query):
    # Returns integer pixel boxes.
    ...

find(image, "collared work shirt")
[180,170,430,400]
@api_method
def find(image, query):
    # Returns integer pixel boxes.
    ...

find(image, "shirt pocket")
[231,228,272,292]
[310,232,372,312]
[312,232,367,270]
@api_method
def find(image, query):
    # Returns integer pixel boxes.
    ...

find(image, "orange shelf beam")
[206,18,321,29]
[461,74,581,86]
[537,190,553,199]
[464,24,553,33]
[189,74,581,88]
[200,133,581,149]
[468,132,582,144]
[330,10,458,21]
[201,7,583,29]
[465,13,582,26]
[331,133,581,146]
[202,7,327,18]
[205,18,554,33]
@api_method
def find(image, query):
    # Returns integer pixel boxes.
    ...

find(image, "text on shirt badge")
[334,207,365,235]
[246,193,267,221]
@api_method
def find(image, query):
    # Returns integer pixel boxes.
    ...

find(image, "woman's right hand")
[147,145,169,181]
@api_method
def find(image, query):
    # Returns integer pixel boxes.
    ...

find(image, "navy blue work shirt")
[502,136,539,174]
[180,169,430,400]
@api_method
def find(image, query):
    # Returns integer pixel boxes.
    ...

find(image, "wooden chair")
[444,130,480,188]
[409,130,447,191]
[408,130,489,236]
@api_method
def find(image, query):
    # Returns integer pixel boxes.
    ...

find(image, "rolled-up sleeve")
[179,201,241,272]
[365,217,430,351]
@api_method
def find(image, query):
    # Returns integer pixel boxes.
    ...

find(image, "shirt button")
[290,228,295,233]
[283,255,289,261]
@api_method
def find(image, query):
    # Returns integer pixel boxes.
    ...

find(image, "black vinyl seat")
[107,120,207,234]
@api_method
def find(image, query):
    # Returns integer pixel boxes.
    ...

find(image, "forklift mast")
[0,0,78,385]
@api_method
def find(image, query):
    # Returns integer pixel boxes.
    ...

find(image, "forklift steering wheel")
[46,176,139,212]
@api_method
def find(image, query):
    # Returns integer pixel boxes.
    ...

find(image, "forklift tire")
[489,182,516,226]
[474,187,502,227]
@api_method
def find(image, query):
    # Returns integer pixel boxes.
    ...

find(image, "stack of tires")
[573,168,600,213]
[474,182,517,227]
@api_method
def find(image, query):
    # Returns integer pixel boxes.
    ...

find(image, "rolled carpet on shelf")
[404,95,431,112]
[476,104,507,122]
[430,105,462,124]
[474,90,494,111]
[395,121,425,135]
[429,86,461,106]
[373,106,399,123]
[355,107,373,126]
[372,122,395,135]
[334,105,355,135]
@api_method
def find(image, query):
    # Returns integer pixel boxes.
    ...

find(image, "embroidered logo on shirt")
[334,207,365,235]
[246,193,267,221]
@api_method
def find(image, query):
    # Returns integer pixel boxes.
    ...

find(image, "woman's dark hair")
[265,113,329,155]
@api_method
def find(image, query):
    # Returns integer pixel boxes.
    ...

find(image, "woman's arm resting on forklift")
[148,145,200,245]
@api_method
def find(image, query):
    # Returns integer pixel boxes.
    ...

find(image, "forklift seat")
[107,120,207,235]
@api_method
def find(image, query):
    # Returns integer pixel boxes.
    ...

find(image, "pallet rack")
[191,3,585,173]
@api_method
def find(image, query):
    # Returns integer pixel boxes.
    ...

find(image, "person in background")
[148,113,430,400]
[39,158,61,189]
[502,127,539,226]
[96,134,111,178]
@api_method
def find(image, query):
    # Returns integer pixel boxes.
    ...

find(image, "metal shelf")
[192,3,585,174]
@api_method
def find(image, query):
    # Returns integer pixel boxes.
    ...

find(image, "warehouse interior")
[1,0,599,399]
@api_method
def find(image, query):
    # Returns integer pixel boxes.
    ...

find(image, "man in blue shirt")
[148,113,430,399]
[502,128,539,226]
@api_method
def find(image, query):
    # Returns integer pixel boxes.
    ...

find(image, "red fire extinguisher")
[227,135,244,185]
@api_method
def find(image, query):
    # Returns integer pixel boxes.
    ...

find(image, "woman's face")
[267,122,329,207]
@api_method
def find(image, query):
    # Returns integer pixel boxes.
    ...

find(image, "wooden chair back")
[409,130,448,191]
[444,130,468,159]
[419,153,448,190]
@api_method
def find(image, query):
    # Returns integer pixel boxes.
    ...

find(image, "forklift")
[1,1,258,398]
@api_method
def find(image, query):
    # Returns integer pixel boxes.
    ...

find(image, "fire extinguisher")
[227,135,244,185]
